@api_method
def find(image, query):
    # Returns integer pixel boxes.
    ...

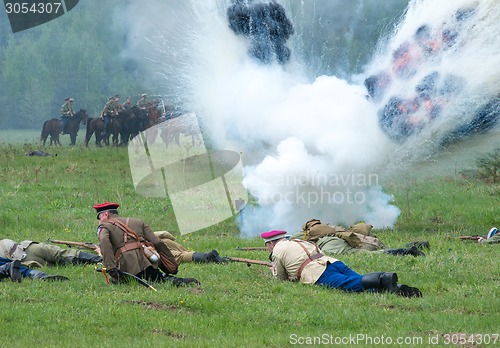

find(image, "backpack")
[303,220,384,250]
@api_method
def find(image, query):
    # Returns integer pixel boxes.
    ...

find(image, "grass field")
[0,131,498,348]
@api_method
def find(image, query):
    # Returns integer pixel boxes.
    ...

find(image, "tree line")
[0,0,409,130]
[0,0,146,129]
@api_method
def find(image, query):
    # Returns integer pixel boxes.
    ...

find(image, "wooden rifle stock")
[229,257,272,267]
[49,239,98,251]
[458,236,483,241]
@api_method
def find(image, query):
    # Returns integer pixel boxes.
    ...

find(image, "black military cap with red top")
[93,202,120,219]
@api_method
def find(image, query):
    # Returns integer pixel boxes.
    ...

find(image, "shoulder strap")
[109,218,142,241]
[108,218,145,260]
[292,240,324,280]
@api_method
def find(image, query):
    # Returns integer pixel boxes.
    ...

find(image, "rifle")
[229,257,272,267]
[236,246,267,251]
[458,235,483,241]
[48,239,98,251]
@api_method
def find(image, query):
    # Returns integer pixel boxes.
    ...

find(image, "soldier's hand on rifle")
[94,246,102,257]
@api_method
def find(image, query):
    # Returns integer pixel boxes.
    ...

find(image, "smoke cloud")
[117,0,499,235]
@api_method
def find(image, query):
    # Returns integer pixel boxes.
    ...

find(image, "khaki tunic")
[60,102,74,116]
[0,239,80,267]
[271,239,339,285]
[97,214,175,275]
[289,232,369,256]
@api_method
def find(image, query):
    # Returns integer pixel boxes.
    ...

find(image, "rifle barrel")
[229,257,272,267]
[49,239,97,250]
[236,247,267,251]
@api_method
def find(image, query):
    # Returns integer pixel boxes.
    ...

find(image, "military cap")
[260,230,288,243]
[141,94,147,97]
[69,98,74,102]
[93,202,120,219]
[114,94,120,98]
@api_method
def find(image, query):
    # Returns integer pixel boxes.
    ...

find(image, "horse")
[63,109,88,145]
[84,117,121,147]
[160,113,202,148]
[143,103,163,144]
[40,119,62,146]
[117,107,142,146]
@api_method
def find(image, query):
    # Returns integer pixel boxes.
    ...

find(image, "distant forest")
[0,0,408,129]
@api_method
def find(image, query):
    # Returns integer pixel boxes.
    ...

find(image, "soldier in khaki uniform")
[261,230,422,297]
[292,219,427,257]
[123,96,133,109]
[136,94,148,110]
[94,202,199,286]
[60,97,74,134]
[101,96,118,138]
[0,239,101,268]
[113,94,124,114]
[154,231,227,264]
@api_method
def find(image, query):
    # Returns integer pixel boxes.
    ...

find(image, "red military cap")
[93,202,120,219]
[260,230,288,243]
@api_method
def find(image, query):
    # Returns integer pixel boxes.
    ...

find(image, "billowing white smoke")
[118,0,499,235]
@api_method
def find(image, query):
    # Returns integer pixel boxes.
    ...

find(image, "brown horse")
[143,103,163,144]
[160,113,202,147]
[84,117,121,147]
[64,109,88,145]
[40,119,62,146]
[40,109,88,146]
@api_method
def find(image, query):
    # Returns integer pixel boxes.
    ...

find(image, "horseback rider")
[136,94,148,110]
[101,96,118,138]
[113,94,124,114]
[123,96,133,109]
[60,97,74,134]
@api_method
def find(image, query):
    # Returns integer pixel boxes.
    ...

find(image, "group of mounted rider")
[44,94,165,147]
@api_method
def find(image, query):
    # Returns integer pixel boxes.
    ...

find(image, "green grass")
[0,139,499,348]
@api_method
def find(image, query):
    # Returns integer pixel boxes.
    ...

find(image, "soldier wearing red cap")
[93,202,199,286]
[261,230,422,297]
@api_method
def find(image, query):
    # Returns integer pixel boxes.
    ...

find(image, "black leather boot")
[384,246,425,257]
[395,284,423,298]
[405,241,430,251]
[72,252,102,265]
[28,270,69,281]
[361,272,398,292]
[163,275,200,286]
[192,250,228,264]
[0,260,22,282]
